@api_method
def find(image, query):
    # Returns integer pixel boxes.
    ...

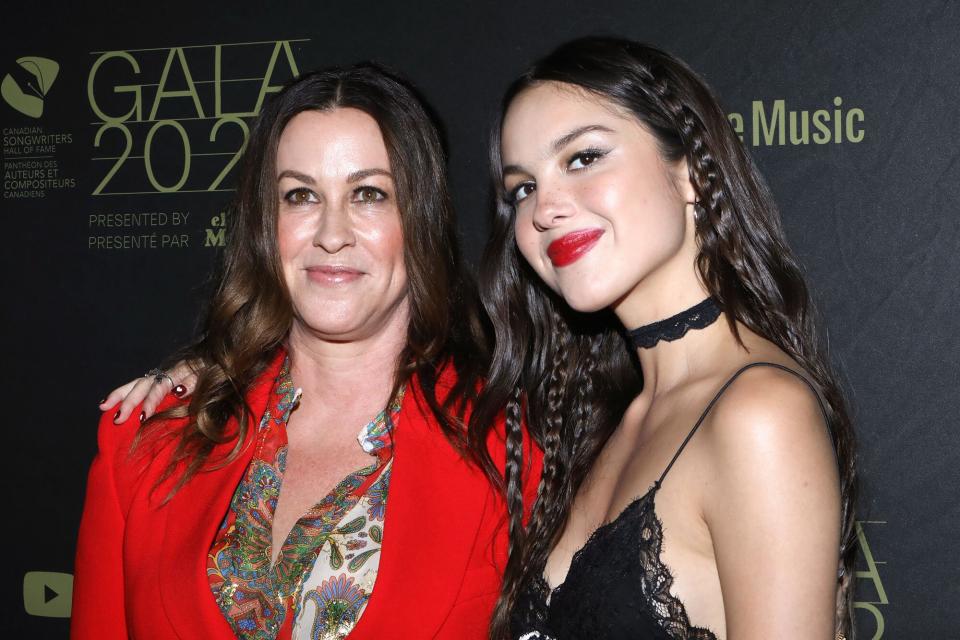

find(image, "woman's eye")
[509,182,536,204]
[284,187,317,205]
[354,186,387,203]
[568,149,604,170]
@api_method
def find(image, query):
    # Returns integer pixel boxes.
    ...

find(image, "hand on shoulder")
[98,361,196,423]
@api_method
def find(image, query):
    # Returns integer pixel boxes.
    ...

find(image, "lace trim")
[626,298,722,349]
[547,485,658,606]
[514,487,718,640]
[633,493,717,639]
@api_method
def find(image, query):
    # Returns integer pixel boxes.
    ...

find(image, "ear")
[675,158,698,204]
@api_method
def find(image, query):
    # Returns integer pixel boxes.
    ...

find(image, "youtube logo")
[23,571,72,618]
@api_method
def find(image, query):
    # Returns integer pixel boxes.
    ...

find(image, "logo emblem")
[2,56,60,118]
[23,571,73,618]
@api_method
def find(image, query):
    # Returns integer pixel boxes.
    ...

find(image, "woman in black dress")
[472,37,858,639]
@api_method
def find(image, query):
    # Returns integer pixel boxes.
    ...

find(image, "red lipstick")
[546,229,604,267]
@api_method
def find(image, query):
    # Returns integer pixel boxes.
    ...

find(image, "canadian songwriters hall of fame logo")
[2,54,77,199]
[1,56,59,118]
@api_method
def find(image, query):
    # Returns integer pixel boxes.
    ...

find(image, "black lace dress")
[511,362,824,639]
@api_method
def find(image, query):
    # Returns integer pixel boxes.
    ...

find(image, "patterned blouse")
[207,360,402,640]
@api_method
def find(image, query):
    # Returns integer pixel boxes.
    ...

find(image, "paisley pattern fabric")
[207,359,402,640]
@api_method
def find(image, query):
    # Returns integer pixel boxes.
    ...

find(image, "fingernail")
[173,385,187,397]
[113,410,121,422]
[99,397,106,405]
[139,411,146,423]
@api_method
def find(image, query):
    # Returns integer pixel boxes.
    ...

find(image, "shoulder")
[91,395,192,499]
[93,392,186,457]
[703,363,830,459]
[698,363,839,521]
[93,408,140,466]
[691,367,842,633]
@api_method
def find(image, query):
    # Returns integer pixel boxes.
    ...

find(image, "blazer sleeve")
[434,418,544,638]
[70,412,135,640]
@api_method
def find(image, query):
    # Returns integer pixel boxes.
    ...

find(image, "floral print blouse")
[207,360,402,640]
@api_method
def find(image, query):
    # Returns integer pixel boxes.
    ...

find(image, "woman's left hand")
[98,361,195,423]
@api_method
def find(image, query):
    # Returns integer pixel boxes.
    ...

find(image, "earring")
[693,201,706,222]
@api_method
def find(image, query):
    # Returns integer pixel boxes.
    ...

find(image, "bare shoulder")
[694,364,842,634]
[696,362,840,521]
[702,363,833,465]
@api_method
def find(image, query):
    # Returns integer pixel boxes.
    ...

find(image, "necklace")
[626,297,722,349]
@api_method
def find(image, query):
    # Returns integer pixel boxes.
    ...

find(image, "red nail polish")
[113,410,121,421]
[173,385,187,397]
[139,411,145,423]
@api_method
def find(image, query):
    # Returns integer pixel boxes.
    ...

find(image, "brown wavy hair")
[471,37,860,638]
[139,63,486,496]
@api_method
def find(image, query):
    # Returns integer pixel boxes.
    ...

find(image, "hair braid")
[647,61,791,339]
[567,333,603,482]
[504,385,526,555]
[489,384,527,637]
[647,67,730,239]
[524,311,572,563]
[489,310,574,639]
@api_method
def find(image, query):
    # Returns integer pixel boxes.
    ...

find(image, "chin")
[294,303,368,336]
[556,286,616,314]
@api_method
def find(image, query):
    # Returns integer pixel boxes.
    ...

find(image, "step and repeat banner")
[3,0,957,636]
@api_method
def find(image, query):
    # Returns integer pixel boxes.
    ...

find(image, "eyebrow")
[501,124,615,178]
[276,168,394,183]
[346,168,393,183]
[551,124,614,154]
[277,169,315,184]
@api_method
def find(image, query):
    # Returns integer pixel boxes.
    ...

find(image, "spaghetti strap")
[655,361,826,487]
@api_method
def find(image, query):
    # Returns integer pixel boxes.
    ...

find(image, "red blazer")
[72,353,540,639]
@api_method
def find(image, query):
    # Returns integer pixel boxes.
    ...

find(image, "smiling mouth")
[546,228,604,267]
[305,265,364,284]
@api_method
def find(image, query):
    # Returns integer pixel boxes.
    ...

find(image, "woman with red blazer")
[73,64,538,640]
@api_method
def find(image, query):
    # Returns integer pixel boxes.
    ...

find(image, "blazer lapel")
[157,352,285,639]
[352,374,490,638]
[158,445,253,637]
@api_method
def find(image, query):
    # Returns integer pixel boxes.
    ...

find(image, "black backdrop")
[3,0,958,636]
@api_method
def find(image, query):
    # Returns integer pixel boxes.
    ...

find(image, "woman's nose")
[312,207,356,252]
[531,183,576,232]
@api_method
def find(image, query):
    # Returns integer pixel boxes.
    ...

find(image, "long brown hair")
[139,63,486,495]
[472,37,859,638]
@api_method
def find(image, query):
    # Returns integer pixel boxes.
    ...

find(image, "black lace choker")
[626,297,721,349]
